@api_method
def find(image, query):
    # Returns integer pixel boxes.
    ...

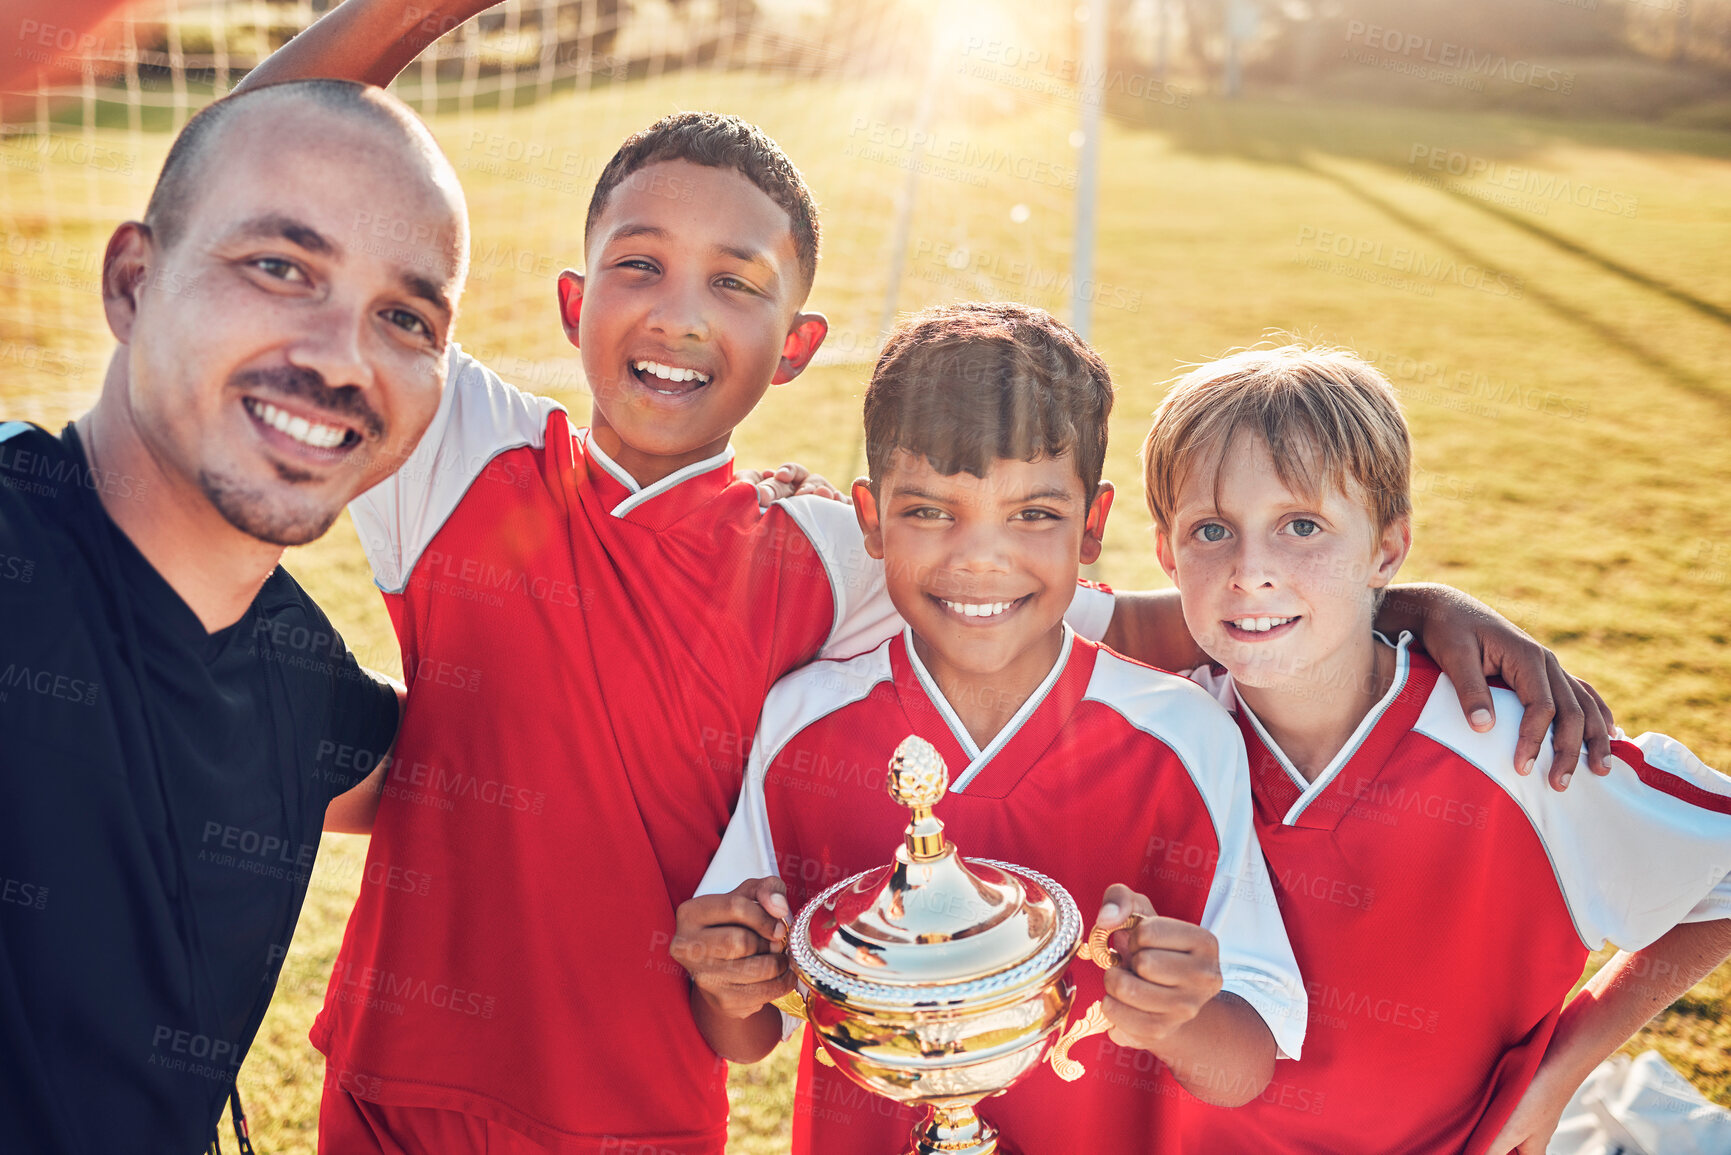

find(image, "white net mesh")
[1,0,1120,440]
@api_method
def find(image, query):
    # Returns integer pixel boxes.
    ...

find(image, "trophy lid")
[800,736,1068,990]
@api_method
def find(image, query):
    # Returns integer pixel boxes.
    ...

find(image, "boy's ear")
[1369,514,1412,588]
[1080,480,1114,566]
[852,477,885,560]
[102,221,152,344]
[555,270,584,349]
[771,312,828,386]
[1154,526,1180,586]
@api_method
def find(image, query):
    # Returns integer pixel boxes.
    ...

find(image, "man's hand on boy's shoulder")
[1094,884,1222,1051]
[741,463,847,508]
[671,877,794,1019]
[1379,584,1616,791]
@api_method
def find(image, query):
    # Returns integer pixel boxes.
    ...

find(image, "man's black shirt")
[0,422,399,1152]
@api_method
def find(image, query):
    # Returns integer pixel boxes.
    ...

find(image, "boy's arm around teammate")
[236,0,502,91]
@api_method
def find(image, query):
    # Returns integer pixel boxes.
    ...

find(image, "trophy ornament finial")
[888,736,949,860]
[887,735,948,808]
[781,729,1087,1155]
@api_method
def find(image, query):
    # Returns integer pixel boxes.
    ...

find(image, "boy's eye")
[906,506,950,520]
[617,258,658,273]
[714,275,753,293]
[1013,508,1058,522]
[1289,519,1320,537]
[1196,523,1228,543]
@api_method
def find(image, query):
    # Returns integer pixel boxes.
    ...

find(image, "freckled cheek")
[1170,561,1226,629]
[1177,553,1234,601]
[1284,548,1350,590]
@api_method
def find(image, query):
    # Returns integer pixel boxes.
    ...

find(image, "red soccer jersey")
[311,348,1116,1151]
[1173,634,1731,1155]
[697,627,1308,1155]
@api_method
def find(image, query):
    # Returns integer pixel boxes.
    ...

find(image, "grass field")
[3,59,1730,1152]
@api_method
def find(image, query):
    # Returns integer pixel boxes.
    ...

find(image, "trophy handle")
[769,989,837,1067]
[770,990,808,1022]
[1047,913,1144,1083]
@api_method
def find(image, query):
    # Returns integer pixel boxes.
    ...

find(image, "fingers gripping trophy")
[773,736,1142,1155]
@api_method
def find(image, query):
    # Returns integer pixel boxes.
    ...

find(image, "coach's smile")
[242,394,365,463]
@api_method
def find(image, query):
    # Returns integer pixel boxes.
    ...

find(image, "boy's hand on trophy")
[1094,883,1223,1051]
[671,877,794,1020]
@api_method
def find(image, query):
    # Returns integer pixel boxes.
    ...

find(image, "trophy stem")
[907,1103,998,1155]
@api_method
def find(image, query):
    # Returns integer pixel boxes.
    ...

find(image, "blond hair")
[1141,345,1411,535]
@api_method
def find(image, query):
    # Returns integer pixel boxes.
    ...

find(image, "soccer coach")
[0,80,468,1152]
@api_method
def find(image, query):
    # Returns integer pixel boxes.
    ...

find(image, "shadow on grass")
[1117,95,1731,416]
[1302,159,1731,417]
[1421,178,1731,329]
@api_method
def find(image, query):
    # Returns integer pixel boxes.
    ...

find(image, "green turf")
[3,66,1729,1152]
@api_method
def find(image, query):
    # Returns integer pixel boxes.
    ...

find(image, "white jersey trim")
[1234,633,1413,825]
[1413,684,1731,953]
[348,344,562,594]
[1082,652,1309,1061]
[903,624,1076,792]
[1635,734,1731,923]
[778,494,898,662]
[583,430,736,519]
[1065,582,1116,643]
[696,644,896,1042]
[696,644,897,900]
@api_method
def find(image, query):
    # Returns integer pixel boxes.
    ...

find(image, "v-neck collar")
[889,625,1095,797]
[581,430,736,526]
[61,423,253,663]
[1232,632,1438,830]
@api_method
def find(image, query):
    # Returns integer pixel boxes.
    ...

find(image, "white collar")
[1233,630,1414,825]
[583,429,736,518]
[903,623,1076,793]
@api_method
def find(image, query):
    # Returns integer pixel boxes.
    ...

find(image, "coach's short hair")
[585,111,819,295]
[1141,345,1412,535]
[864,301,1114,497]
[144,79,451,253]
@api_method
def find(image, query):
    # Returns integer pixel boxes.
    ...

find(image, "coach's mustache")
[233,365,387,441]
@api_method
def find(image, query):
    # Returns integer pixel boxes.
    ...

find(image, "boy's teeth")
[246,398,349,449]
[1233,616,1296,632]
[942,599,1014,618]
[633,359,710,385]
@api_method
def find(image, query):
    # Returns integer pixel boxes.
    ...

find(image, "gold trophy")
[773,735,1141,1155]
